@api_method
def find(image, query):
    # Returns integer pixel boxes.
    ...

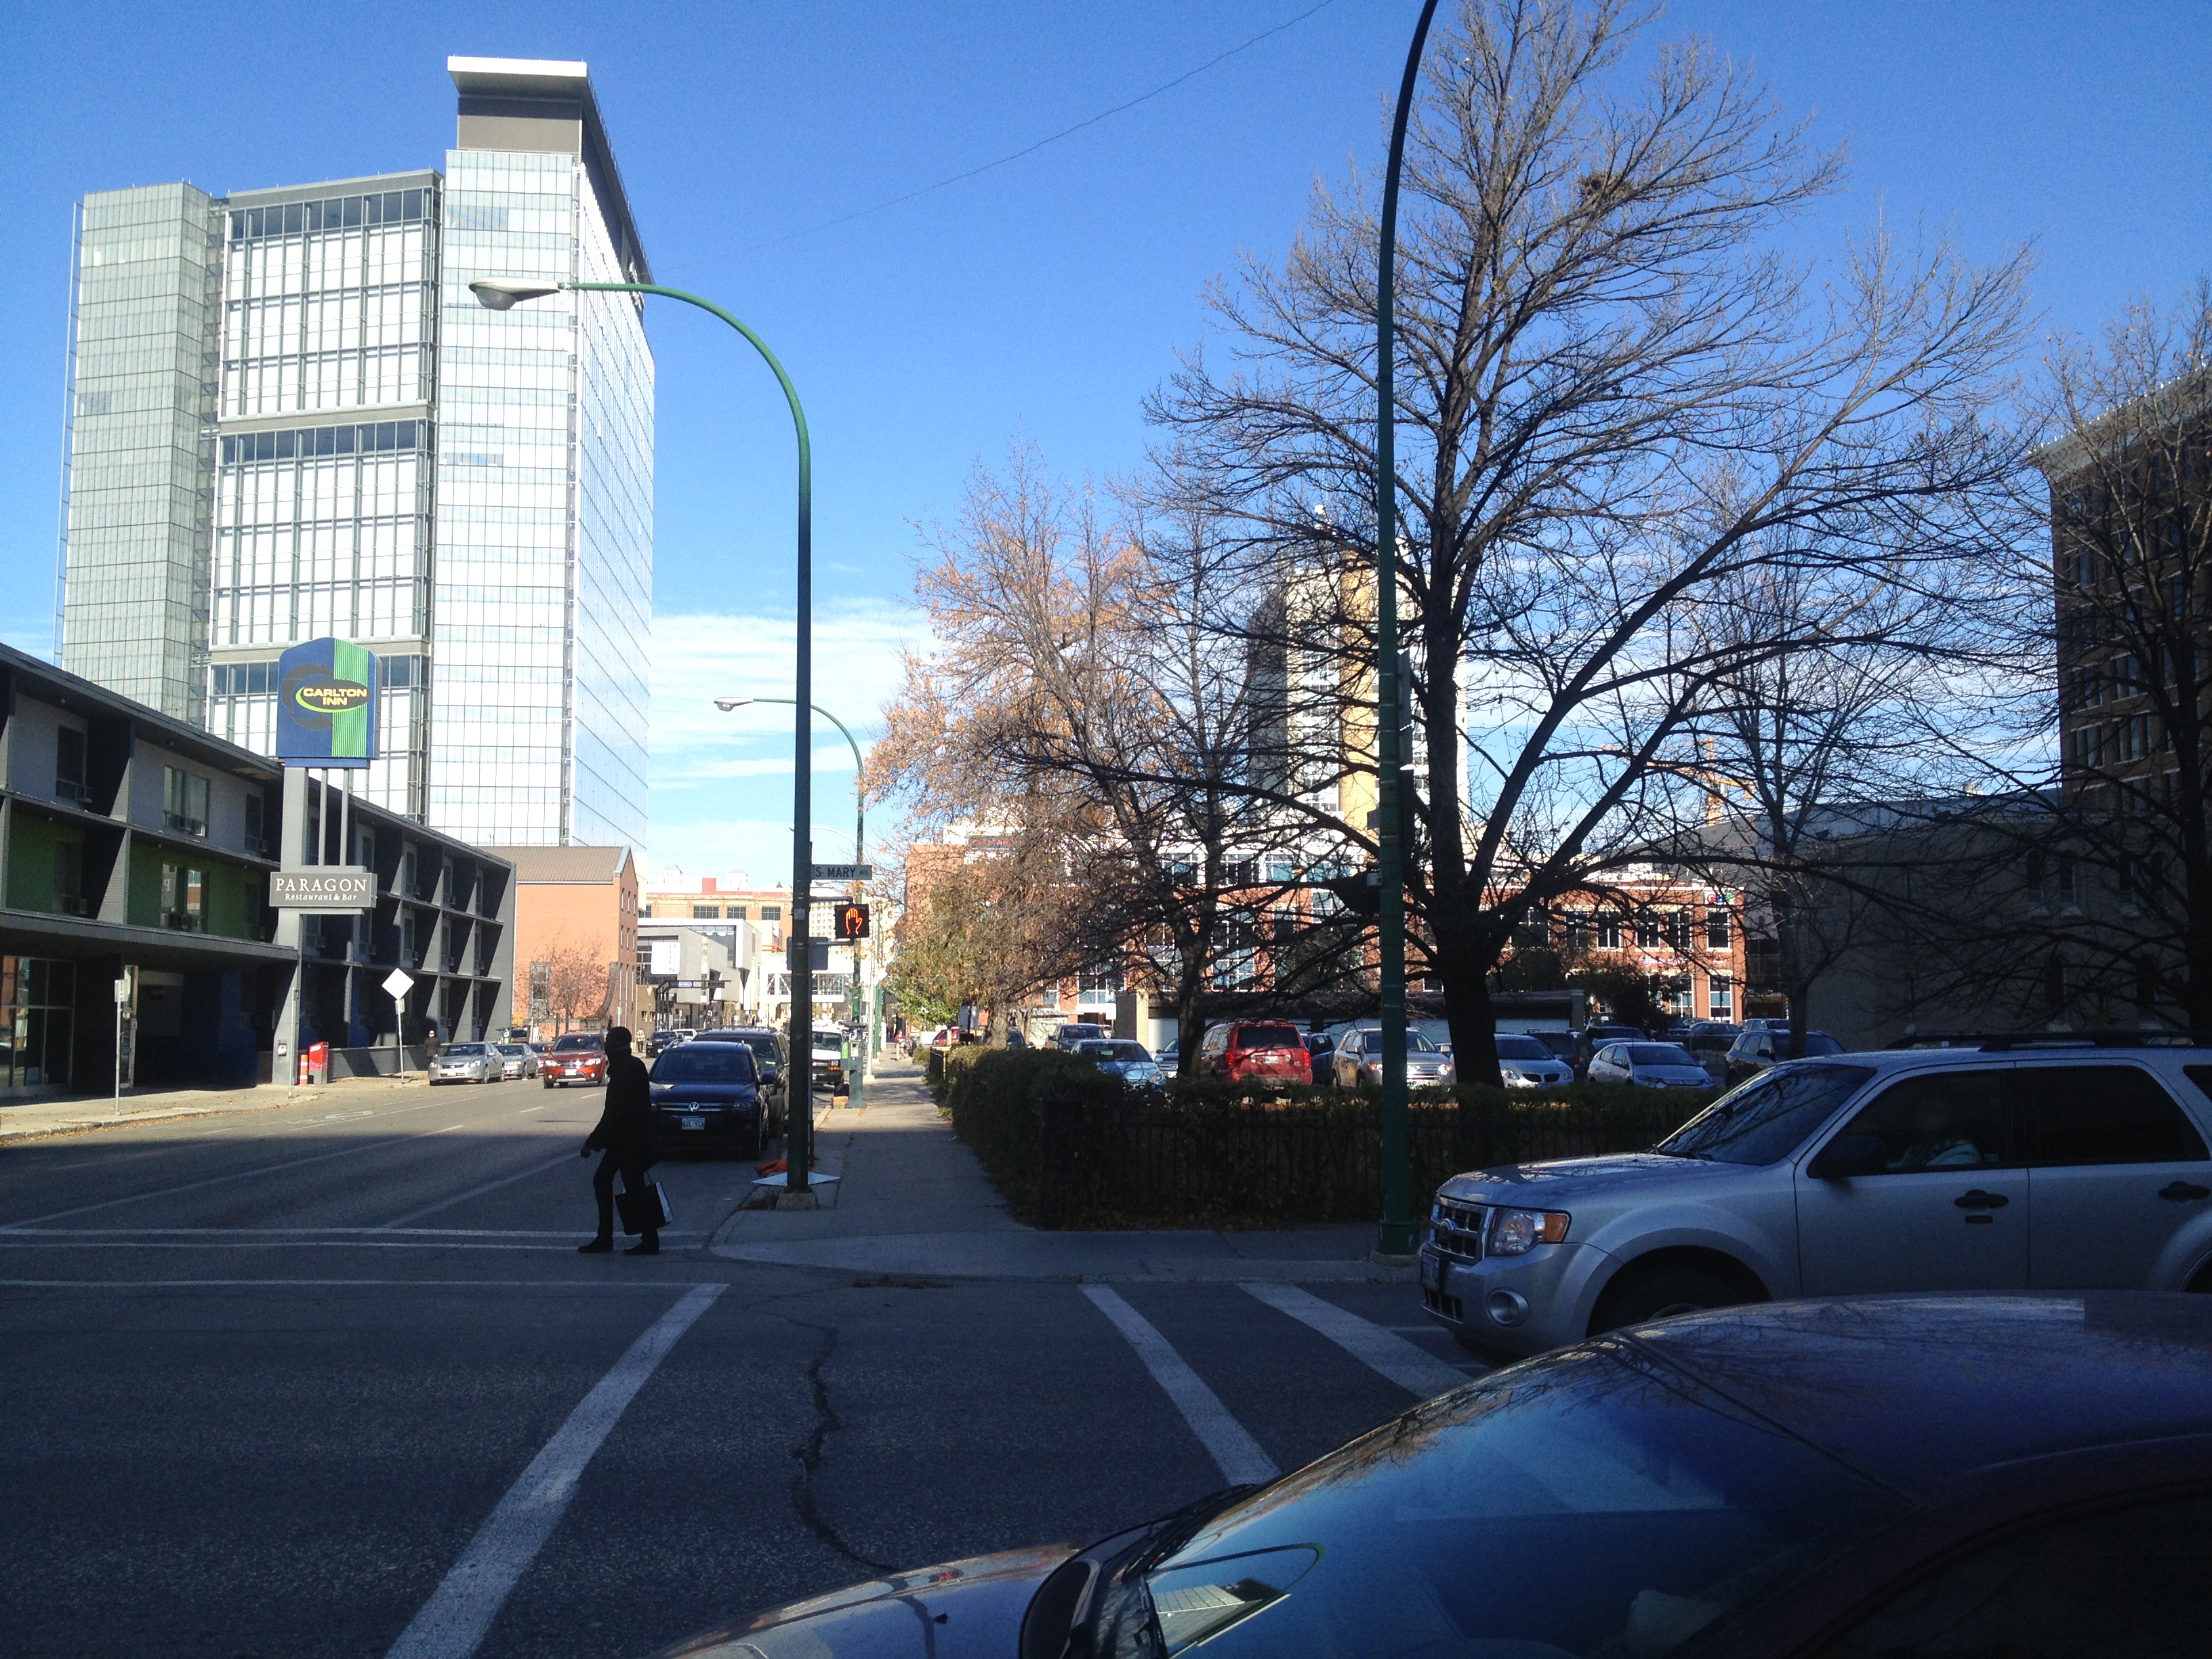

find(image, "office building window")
[760,905,782,921]
[729,905,747,920]
[1596,917,1622,950]
[1708,976,1734,1017]
[1706,912,1731,949]
[1636,915,1662,949]
[160,863,204,932]
[55,726,89,804]
[692,905,720,919]
[52,842,85,917]
[163,767,209,837]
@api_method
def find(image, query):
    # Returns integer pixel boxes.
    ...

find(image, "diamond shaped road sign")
[382,968,415,1000]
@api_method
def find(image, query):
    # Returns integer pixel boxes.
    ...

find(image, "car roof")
[1632,1295,2212,1501]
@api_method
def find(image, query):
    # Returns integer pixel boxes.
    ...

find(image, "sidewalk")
[709,1058,1414,1284]
[0,1071,423,1145]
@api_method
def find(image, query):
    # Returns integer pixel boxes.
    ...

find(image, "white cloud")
[646,600,925,875]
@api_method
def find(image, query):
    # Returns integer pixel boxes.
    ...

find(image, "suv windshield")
[1654,1063,1875,1165]
[1080,1041,1153,1063]
[551,1035,600,1051]
[652,1045,756,1084]
[1495,1036,1554,1060]
[1098,1338,1907,1658]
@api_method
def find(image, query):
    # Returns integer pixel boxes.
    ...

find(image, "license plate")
[680,1115,705,1130]
[1419,1253,1441,1290]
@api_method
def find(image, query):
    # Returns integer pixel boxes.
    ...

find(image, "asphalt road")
[0,1073,1482,1659]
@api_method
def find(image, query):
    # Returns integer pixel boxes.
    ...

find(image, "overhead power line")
[674,0,1343,270]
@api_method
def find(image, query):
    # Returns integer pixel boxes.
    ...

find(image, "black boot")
[578,1237,614,1253]
[624,1234,660,1256]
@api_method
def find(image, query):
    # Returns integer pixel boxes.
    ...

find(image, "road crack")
[790,1320,895,1573]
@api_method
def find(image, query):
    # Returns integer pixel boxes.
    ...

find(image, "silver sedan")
[429,1042,501,1085]
[1586,1040,1715,1089]
[1333,1027,1457,1088]
[494,1042,538,1080]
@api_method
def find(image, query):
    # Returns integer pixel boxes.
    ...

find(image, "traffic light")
[836,901,871,941]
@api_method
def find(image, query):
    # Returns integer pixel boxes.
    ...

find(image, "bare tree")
[542,932,611,1033]
[876,444,1368,1067]
[1149,0,2030,1098]
[1969,283,2212,1027]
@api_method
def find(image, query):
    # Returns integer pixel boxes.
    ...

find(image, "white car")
[429,1042,501,1085]
[1586,1040,1714,1089]
[1494,1032,1572,1088]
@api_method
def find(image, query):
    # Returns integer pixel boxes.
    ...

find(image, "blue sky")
[3,1,2207,882]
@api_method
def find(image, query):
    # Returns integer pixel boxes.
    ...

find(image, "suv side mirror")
[1808,1132,1887,1180]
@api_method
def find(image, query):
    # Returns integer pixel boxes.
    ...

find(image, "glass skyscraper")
[57,58,653,857]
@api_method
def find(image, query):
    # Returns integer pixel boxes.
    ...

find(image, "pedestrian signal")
[836,902,871,941]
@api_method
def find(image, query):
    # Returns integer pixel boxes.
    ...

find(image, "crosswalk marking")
[384,1282,725,1659]
[1081,1285,1279,1486]
[1242,1284,1479,1397]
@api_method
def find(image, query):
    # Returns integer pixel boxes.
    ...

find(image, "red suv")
[542,1033,608,1088]
[1197,1020,1313,1084]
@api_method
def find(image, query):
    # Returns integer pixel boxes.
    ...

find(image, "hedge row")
[939,1047,1704,1228]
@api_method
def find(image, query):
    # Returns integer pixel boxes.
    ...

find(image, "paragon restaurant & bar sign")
[269,868,375,912]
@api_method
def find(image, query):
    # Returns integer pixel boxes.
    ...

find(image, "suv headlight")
[1489,1208,1571,1255]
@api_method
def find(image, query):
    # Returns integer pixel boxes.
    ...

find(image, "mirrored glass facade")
[431,150,652,851]
[60,62,655,858]
[58,184,222,721]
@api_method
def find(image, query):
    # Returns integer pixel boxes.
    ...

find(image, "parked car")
[1074,1038,1164,1092]
[811,1023,850,1092]
[540,1033,607,1088]
[1571,1022,1647,1078]
[1050,1021,1108,1051]
[691,1028,789,1138]
[1586,1039,1715,1090]
[1493,1032,1572,1089]
[656,1295,2212,1659]
[1153,1044,1181,1082]
[493,1042,537,1080]
[1419,1033,2212,1359]
[1411,1017,1455,1054]
[1197,1020,1314,1085]
[1682,1019,1741,1073]
[1525,1029,1577,1063]
[1303,1031,1337,1070]
[1725,1024,1845,1083]
[649,1039,764,1156]
[1331,1026,1455,1088]
[643,1029,681,1058]
[429,1042,501,1085]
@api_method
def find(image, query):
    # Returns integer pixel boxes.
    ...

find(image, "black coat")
[586,1052,655,1162]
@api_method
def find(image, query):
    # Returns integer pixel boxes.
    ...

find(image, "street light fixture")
[472,273,822,1198]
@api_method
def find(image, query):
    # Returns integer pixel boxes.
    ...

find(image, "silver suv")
[1419,1036,2212,1357]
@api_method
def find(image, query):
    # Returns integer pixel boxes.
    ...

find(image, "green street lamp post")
[1373,0,1441,1260]
[472,274,821,1195]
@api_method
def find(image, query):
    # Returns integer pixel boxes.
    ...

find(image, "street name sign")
[271,867,375,911]
[811,863,873,882]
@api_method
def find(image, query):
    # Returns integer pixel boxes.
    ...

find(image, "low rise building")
[483,845,640,1037]
[0,641,512,1092]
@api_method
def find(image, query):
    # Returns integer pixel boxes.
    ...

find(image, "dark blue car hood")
[656,1544,1071,1658]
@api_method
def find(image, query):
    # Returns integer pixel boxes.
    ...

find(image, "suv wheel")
[1589,1263,1744,1336]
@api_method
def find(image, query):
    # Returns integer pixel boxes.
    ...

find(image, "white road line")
[384,1282,725,1659]
[0,1277,726,1290]
[3,1226,603,1239]
[1081,1285,1277,1486]
[0,1122,470,1229]
[1241,1284,1478,1397]
[377,1154,579,1229]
